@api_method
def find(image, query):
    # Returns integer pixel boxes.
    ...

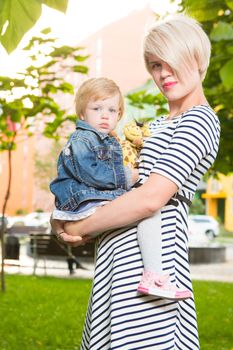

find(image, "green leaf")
[225,0,233,11]
[0,0,42,54]
[219,59,233,88]
[50,45,76,58]
[41,27,52,35]
[74,55,90,62]
[58,82,74,94]
[65,114,77,123]
[73,65,89,74]
[226,45,233,55]
[22,35,55,50]
[42,84,59,94]
[210,22,233,41]
[184,0,221,21]
[0,0,68,53]
[43,0,68,12]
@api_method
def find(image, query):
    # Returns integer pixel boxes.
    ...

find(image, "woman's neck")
[168,87,208,119]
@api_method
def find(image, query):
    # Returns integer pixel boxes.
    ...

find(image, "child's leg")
[137,211,192,300]
[137,210,163,274]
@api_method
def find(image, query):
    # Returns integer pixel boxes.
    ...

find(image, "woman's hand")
[58,231,90,247]
[50,216,91,246]
[50,216,66,237]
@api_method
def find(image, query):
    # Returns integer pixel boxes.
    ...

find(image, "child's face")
[81,94,120,134]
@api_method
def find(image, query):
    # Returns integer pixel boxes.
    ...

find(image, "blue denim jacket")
[50,120,129,211]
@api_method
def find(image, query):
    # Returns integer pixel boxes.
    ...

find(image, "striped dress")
[80,105,220,350]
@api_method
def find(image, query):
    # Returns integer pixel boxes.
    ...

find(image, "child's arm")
[124,166,139,189]
[131,168,139,184]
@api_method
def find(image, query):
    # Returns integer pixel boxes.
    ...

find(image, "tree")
[34,140,63,192]
[0,29,88,291]
[0,0,68,53]
[126,87,168,121]
[180,0,233,174]
[189,195,205,215]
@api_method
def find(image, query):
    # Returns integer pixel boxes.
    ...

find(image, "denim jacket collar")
[76,120,109,140]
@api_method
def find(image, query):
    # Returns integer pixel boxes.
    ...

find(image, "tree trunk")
[1,147,13,292]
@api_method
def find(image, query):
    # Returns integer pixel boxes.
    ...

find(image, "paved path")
[4,241,95,279]
[190,244,233,282]
[3,240,233,283]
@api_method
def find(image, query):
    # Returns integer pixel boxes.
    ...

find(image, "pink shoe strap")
[154,274,170,286]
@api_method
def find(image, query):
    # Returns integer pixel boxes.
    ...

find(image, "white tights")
[137,211,163,274]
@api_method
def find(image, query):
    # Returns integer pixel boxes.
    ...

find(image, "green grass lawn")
[0,275,232,350]
[0,275,91,350]
[193,281,233,350]
[216,225,233,245]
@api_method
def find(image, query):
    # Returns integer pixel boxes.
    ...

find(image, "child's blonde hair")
[75,77,124,118]
[143,14,211,81]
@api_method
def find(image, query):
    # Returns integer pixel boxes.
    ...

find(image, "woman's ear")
[80,114,85,120]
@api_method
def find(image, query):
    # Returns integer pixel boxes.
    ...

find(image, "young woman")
[52,14,220,349]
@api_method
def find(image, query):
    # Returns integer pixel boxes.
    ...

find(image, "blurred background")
[0,0,232,267]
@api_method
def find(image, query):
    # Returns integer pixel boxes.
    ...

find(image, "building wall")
[81,7,153,93]
[0,135,35,215]
[203,175,233,232]
[222,175,233,231]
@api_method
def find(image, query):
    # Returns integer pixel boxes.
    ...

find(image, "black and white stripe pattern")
[81,105,220,349]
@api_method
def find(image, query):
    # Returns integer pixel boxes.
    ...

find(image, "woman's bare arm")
[52,173,178,243]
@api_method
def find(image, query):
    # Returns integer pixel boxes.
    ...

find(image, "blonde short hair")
[75,77,124,118]
[144,14,211,81]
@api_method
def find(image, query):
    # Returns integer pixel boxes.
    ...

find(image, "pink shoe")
[137,271,192,300]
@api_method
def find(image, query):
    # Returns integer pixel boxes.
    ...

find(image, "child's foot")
[137,271,192,300]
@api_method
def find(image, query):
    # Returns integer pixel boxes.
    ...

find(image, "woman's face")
[147,55,201,104]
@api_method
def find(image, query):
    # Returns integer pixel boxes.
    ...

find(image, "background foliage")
[35,140,63,191]
[0,0,68,53]
[180,0,233,174]
[128,0,233,175]
[0,29,88,152]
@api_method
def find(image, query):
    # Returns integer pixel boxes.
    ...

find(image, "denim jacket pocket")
[95,146,112,161]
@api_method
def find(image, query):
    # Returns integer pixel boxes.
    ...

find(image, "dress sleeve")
[151,109,220,188]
